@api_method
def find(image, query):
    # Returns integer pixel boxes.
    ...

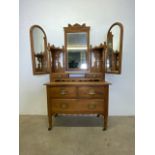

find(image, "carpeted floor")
[19,115,135,155]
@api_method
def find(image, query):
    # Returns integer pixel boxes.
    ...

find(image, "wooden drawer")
[50,99,104,113]
[77,99,104,112]
[51,99,76,112]
[85,73,103,78]
[51,73,69,79]
[49,86,77,98]
[78,86,104,98]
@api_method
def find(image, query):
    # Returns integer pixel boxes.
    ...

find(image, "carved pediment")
[68,23,86,28]
[64,23,90,31]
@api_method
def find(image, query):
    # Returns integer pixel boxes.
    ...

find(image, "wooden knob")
[61,103,68,109]
[60,89,67,95]
[88,89,96,95]
[88,103,96,109]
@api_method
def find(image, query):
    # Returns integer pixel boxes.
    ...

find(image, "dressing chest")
[46,81,109,130]
[29,23,123,130]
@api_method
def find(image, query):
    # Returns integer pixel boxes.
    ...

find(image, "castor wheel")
[102,128,106,131]
[48,127,52,131]
[55,114,58,117]
[97,114,100,117]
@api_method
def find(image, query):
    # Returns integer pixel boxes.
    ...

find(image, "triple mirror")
[29,22,124,75]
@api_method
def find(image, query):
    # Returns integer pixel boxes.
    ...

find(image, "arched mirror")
[30,25,49,75]
[106,22,123,74]
[64,24,90,72]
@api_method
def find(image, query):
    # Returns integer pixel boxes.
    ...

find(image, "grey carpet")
[19,115,134,155]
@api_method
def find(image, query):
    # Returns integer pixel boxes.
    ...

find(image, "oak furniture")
[29,23,124,130]
[46,81,109,130]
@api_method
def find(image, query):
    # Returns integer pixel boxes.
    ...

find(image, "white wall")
[19,0,135,115]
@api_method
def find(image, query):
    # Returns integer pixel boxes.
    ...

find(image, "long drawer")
[78,86,104,98]
[49,86,77,98]
[50,99,104,113]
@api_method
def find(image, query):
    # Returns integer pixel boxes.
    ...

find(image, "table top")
[44,81,111,86]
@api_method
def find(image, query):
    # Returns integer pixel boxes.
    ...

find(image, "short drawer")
[85,73,103,78]
[78,86,104,98]
[51,73,69,79]
[49,86,77,98]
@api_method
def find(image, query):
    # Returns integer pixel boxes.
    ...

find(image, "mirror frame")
[106,22,123,74]
[30,25,49,75]
[64,23,90,72]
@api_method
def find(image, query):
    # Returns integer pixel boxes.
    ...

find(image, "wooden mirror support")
[106,22,123,74]
[30,25,49,75]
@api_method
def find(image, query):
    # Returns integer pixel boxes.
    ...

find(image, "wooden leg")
[48,115,52,131]
[103,116,108,131]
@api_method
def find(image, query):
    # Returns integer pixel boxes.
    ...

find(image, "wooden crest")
[64,23,90,31]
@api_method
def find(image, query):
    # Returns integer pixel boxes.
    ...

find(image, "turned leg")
[103,116,108,131]
[48,115,52,131]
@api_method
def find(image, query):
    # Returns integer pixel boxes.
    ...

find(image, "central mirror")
[67,32,87,69]
[64,24,90,72]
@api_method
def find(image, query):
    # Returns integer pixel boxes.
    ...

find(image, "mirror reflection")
[106,23,123,74]
[33,27,46,71]
[67,33,87,70]
[30,25,48,74]
[33,27,45,54]
[112,25,120,52]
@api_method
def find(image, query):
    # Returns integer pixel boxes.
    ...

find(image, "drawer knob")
[60,89,67,95]
[88,103,96,109]
[60,103,68,109]
[88,89,96,95]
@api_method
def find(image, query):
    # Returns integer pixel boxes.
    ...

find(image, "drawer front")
[49,87,77,98]
[78,86,104,98]
[51,73,68,79]
[51,99,76,112]
[77,99,104,112]
[85,73,103,78]
[50,99,104,113]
